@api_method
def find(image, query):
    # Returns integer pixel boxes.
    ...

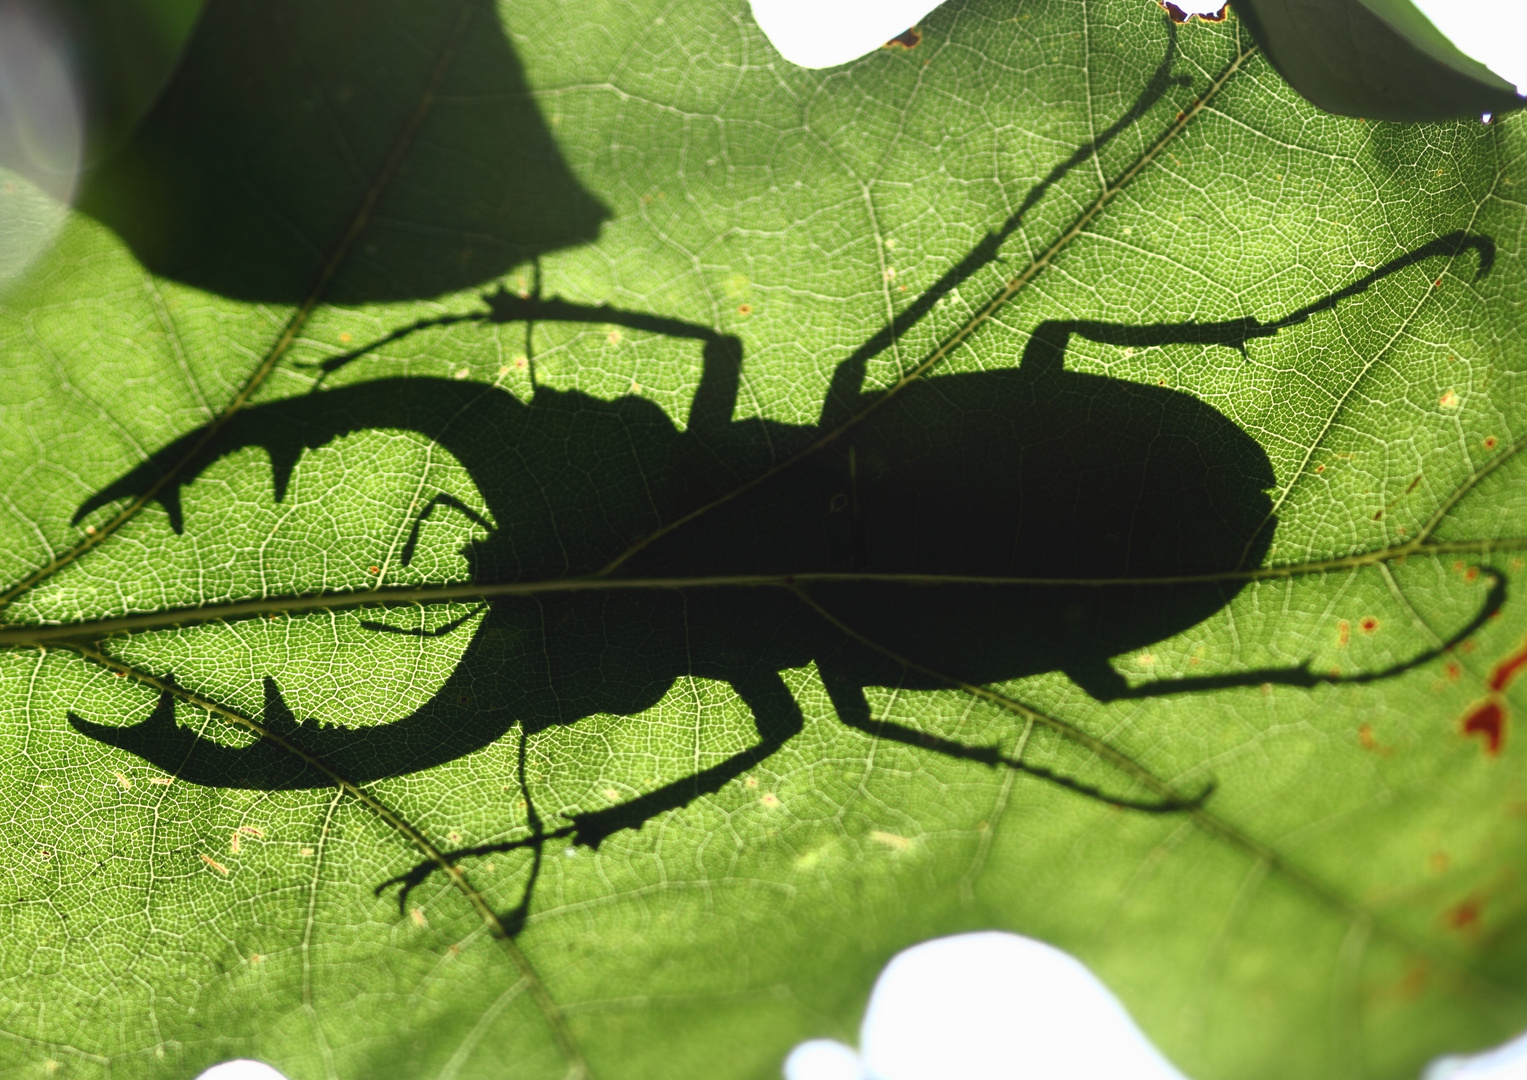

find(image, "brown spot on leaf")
[1397,963,1428,999]
[1338,620,1350,647]
[1488,639,1527,693]
[884,27,921,49]
[1462,700,1506,756]
[1485,436,1499,450]
[1446,896,1483,930]
[1405,475,1422,495]
[1358,723,1393,756]
[737,303,752,315]
[200,853,230,876]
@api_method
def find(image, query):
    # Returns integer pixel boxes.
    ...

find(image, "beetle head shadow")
[75,0,607,303]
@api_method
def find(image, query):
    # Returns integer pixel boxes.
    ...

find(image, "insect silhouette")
[67,230,1498,862]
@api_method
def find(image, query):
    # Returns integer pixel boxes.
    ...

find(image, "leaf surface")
[2,2,1526,1079]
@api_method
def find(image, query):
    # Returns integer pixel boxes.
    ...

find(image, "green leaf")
[1,1,1525,1078]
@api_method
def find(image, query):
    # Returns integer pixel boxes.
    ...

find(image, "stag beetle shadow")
[68,230,1500,860]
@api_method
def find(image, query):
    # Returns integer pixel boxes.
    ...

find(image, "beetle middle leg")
[567,666,805,849]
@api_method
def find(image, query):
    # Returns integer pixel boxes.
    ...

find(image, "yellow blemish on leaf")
[229,831,241,855]
[148,776,172,785]
[1440,390,1461,409]
[794,840,836,870]
[603,788,621,802]
[114,771,131,790]
[607,328,622,345]
[411,907,428,928]
[760,792,780,808]
[869,830,910,852]
[299,847,314,856]
[200,853,230,876]
[453,367,470,380]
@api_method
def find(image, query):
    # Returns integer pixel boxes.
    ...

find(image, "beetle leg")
[399,492,495,566]
[567,667,804,849]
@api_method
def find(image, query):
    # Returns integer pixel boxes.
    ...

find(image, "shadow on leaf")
[76,0,607,303]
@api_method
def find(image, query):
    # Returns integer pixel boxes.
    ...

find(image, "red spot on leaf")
[1465,566,1479,583]
[1446,896,1483,930]
[1488,640,1527,692]
[1485,436,1498,450]
[1462,700,1505,755]
[1445,661,1461,681]
[1360,617,1379,634]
